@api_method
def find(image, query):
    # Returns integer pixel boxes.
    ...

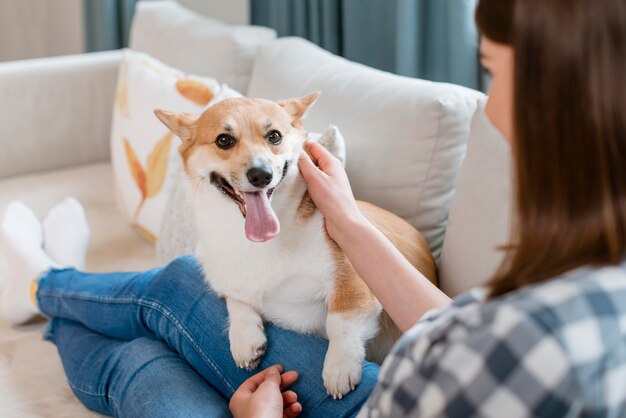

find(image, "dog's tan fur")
[326,236,379,313]
[359,201,438,284]
[325,201,437,314]
[296,191,317,220]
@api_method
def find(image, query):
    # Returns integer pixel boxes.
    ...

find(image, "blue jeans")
[39,255,379,417]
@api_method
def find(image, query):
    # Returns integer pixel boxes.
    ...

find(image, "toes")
[231,328,268,371]
[246,343,267,369]
[3,201,40,228]
[44,197,87,224]
[61,198,88,224]
[62,197,84,211]
[245,358,260,371]
[236,344,266,370]
[254,342,267,358]
[43,197,91,249]
[323,360,363,399]
[2,201,43,245]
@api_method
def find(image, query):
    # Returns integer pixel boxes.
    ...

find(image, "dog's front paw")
[229,321,267,371]
[322,346,363,399]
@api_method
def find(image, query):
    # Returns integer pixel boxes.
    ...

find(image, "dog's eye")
[215,134,236,150]
[267,130,282,145]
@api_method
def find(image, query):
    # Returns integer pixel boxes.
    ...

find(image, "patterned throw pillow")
[110,49,242,243]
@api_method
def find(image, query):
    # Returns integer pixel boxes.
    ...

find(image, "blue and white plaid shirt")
[358,261,626,417]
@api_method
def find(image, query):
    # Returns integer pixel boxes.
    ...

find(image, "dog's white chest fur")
[194,185,335,337]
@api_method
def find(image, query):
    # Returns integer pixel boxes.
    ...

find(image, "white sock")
[0,201,54,325]
[43,197,91,270]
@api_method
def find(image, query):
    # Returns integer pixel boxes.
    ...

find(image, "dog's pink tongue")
[242,191,280,242]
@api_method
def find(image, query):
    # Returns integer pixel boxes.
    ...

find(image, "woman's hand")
[299,141,451,331]
[298,141,368,242]
[229,365,302,418]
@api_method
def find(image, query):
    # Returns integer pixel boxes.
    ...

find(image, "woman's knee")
[142,255,210,301]
[163,254,201,275]
[156,255,205,288]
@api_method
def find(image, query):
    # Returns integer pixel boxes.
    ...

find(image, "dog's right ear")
[277,91,321,122]
[154,109,198,141]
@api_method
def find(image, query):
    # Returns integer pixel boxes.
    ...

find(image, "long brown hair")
[476,0,626,297]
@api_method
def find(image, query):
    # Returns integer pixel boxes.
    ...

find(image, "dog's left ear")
[154,109,199,141]
[278,91,321,122]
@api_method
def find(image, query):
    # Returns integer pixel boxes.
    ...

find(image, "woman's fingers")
[283,401,302,418]
[280,370,299,389]
[261,366,283,387]
[238,365,284,394]
[282,390,297,404]
[298,151,317,176]
[238,365,298,394]
[281,389,300,418]
[298,152,325,185]
[304,141,338,172]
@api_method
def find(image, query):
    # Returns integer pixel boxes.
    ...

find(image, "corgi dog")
[155,92,437,399]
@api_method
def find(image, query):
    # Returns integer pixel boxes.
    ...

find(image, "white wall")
[0,0,84,62]
[176,0,250,25]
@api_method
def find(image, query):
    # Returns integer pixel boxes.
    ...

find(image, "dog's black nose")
[247,166,273,188]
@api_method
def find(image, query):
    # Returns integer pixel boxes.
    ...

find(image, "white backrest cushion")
[438,100,513,296]
[248,37,483,259]
[0,51,119,179]
[130,1,276,93]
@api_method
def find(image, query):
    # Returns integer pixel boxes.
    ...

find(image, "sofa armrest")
[0,51,121,179]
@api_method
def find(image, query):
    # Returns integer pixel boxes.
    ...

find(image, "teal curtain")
[251,0,481,89]
[251,0,343,55]
[84,0,138,52]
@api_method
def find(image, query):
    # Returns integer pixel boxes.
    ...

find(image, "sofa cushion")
[0,163,157,416]
[0,51,120,180]
[247,37,484,259]
[130,0,276,93]
[110,49,242,242]
[438,100,513,296]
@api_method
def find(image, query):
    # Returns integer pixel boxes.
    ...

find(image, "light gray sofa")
[0,1,511,416]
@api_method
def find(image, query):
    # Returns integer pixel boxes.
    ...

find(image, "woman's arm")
[333,216,450,332]
[298,142,451,332]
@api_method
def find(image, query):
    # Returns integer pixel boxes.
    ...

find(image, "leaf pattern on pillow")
[123,138,147,202]
[146,132,173,198]
[123,133,174,240]
[176,79,214,105]
[132,223,157,244]
[116,59,130,118]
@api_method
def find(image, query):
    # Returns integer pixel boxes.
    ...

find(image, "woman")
[1,0,625,416]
